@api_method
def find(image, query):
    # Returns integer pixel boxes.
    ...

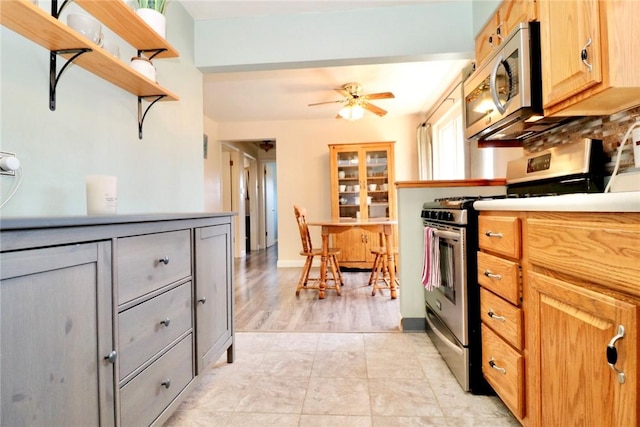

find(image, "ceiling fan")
[308,83,395,119]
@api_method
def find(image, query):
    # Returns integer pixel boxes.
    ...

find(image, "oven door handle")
[433,229,460,241]
[425,309,464,356]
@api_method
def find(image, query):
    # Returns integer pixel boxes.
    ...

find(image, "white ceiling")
[180,1,470,122]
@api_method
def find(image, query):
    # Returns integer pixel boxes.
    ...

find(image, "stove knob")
[437,211,445,220]
[421,210,427,218]
[431,211,438,219]
[445,212,454,221]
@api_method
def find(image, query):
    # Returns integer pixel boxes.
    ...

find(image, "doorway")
[263,161,277,248]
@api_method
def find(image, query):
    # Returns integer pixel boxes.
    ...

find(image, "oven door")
[423,221,468,346]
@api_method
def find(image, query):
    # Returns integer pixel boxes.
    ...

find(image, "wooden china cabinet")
[328,142,396,269]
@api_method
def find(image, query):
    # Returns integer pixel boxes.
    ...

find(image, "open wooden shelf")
[0,0,178,101]
[75,0,178,59]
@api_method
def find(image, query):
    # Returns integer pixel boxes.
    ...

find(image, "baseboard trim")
[402,317,426,332]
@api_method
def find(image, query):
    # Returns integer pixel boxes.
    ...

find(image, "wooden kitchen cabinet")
[525,212,640,426]
[539,0,640,116]
[0,242,116,427]
[195,224,235,373]
[477,212,526,421]
[475,0,537,67]
[329,141,396,268]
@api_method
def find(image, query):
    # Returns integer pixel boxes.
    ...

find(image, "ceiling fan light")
[339,104,365,121]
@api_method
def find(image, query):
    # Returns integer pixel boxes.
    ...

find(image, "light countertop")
[473,191,640,212]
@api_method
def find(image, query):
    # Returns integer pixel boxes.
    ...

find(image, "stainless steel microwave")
[463,22,566,142]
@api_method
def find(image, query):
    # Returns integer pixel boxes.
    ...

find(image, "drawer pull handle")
[160,317,171,327]
[488,357,506,375]
[104,350,117,364]
[488,310,506,322]
[485,231,503,238]
[484,270,502,280]
[161,379,171,389]
[606,324,626,384]
[198,297,207,304]
[158,256,170,265]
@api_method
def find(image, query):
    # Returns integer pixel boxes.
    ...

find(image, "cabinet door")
[1,243,115,427]
[363,147,392,220]
[195,224,234,373]
[539,0,602,108]
[529,271,638,426]
[333,147,363,219]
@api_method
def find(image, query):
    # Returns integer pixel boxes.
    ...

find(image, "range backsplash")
[523,105,640,173]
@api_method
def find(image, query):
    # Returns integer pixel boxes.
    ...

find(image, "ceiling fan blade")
[334,88,351,97]
[363,102,387,117]
[308,99,345,107]
[363,92,395,100]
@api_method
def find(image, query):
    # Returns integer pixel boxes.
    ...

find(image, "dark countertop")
[0,212,237,230]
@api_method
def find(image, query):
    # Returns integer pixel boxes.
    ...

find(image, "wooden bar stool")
[368,246,399,296]
[294,205,344,296]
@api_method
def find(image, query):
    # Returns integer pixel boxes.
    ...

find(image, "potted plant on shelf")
[136,0,168,39]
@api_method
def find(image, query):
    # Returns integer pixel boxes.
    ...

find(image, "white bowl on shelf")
[67,13,103,46]
[130,56,157,82]
[339,185,346,192]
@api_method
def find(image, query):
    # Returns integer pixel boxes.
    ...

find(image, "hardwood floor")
[234,244,402,332]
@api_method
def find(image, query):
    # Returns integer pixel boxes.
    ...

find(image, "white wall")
[216,114,420,266]
[195,3,475,72]
[0,2,204,216]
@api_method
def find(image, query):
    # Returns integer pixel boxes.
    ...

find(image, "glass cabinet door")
[364,149,389,218]
[336,150,361,219]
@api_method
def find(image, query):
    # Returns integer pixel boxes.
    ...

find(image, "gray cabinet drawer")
[120,334,194,427]
[118,230,191,304]
[119,282,193,380]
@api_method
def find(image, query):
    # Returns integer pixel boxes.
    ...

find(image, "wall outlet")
[0,151,19,176]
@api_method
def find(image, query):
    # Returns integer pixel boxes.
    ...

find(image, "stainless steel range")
[421,138,605,394]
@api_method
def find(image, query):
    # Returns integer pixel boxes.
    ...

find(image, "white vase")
[136,8,166,39]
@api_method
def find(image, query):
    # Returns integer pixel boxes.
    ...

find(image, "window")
[417,78,467,181]
[432,100,465,180]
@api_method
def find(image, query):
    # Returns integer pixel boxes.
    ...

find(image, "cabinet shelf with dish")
[0,0,179,138]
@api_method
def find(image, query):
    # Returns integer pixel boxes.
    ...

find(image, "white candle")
[86,175,117,215]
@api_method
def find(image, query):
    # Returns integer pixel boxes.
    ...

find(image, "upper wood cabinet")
[475,0,537,67]
[328,142,396,268]
[539,0,640,116]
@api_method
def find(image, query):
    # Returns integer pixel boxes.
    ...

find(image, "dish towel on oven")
[421,226,440,290]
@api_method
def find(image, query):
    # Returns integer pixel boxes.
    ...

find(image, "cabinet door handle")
[198,297,207,304]
[581,38,593,72]
[484,231,503,238]
[496,22,504,40]
[484,270,502,280]
[160,317,171,327]
[606,324,626,384]
[158,256,170,265]
[488,357,507,375]
[104,350,117,364]
[487,310,506,322]
[161,379,171,389]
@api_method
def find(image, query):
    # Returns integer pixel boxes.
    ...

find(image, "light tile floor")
[164,331,520,426]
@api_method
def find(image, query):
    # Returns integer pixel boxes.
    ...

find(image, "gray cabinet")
[195,224,235,372]
[0,213,234,427]
[0,242,115,427]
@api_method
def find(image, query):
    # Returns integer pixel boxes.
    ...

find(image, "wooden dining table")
[306,218,398,299]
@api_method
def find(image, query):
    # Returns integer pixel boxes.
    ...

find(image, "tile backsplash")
[523,105,640,173]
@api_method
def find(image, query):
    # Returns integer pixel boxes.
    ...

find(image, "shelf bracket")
[137,48,168,60]
[50,48,92,111]
[51,0,73,19]
[138,95,166,139]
